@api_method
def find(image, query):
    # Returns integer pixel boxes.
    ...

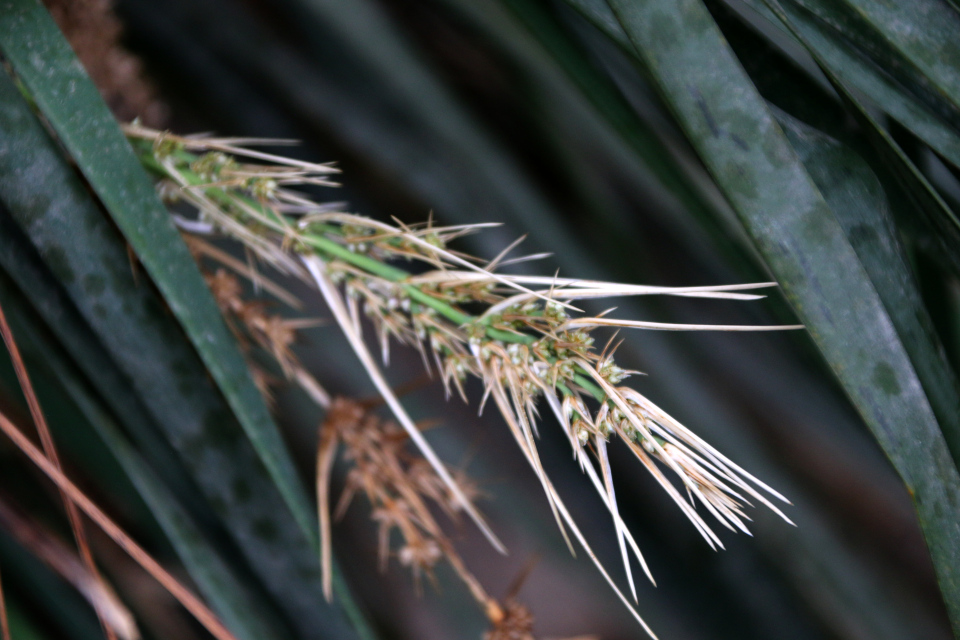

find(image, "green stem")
[573,371,605,402]
[136,143,608,403]
[137,144,529,331]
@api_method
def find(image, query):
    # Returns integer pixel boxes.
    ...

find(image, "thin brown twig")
[0,496,138,639]
[0,409,239,640]
[0,302,120,640]
[0,563,10,640]
[316,422,338,601]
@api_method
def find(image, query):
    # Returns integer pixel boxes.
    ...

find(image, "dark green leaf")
[705,0,960,467]
[726,0,960,273]
[566,0,632,48]
[760,2,960,464]
[251,0,593,270]
[602,0,960,631]
[737,0,960,172]
[0,209,215,520]
[831,60,960,294]
[777,105,960,492]
[795,0,960,128]
[577,0,960,176]
[498,0,762,277]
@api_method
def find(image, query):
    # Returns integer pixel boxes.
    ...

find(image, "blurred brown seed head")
[42,0,166,124]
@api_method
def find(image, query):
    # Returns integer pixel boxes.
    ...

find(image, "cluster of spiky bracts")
[187,236,332,409]
[129,121,800,639]
[316,399,502,614]
[484,600,536,640]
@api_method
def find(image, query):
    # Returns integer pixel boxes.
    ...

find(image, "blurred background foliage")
[1,0,960,639]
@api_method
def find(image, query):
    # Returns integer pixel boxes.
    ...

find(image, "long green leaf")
[0,209,214,520]
[758,1,960,466]
[574,0,960,275]
[252,0,597,273]
[601,0,960,632]
[704,0,960,466]
[497,0,710,220]
[0,0,314,548]
[797,0,960,126]
[496,0,763,278]
[777,106,960,488]
[0,59,370,640]
[796,4,960,269]
[727,0,960,273]
[565,0,631,48]
[577,0,960,176]
[734,0,960,172]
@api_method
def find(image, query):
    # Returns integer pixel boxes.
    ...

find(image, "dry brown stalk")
[0,301,121,640]
[0,496,138,639]
[317,398,590,637]
[0,563,9,640]
[206,268,302,374]
[0,408,239,640]
[88,530,208,640]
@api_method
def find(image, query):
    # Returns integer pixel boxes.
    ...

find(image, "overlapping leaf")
[596,0,960,631]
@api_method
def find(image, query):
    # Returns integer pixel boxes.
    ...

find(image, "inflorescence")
[127,121,802,639]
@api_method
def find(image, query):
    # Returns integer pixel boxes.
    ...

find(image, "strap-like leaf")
[758,3,960,466]
[736,0,960,171]
[793,0,960,127]
[499,0,762,277]
[602,0,960,631]
[704,1,960,467]
[726,0,960,273]
[0,211,214,520]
